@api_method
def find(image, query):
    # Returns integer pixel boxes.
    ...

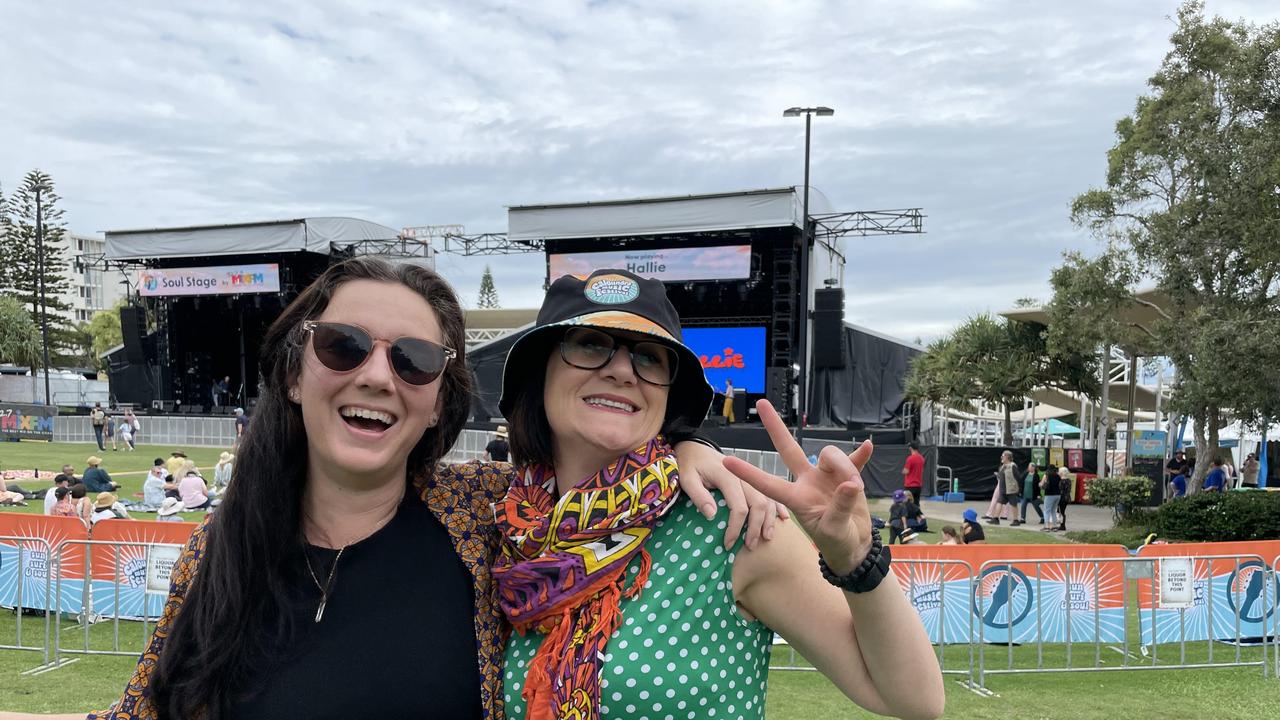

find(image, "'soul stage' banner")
[893,544,1130,644]
[138,263,280,297]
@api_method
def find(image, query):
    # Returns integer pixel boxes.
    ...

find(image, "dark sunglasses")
[302,321,456,386]
[559,327,677,386]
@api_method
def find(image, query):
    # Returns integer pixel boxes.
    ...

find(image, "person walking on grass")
[90,402,107,451]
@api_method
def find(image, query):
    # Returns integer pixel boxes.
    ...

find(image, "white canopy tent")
[507,187,834,242]
[105,217,400,260]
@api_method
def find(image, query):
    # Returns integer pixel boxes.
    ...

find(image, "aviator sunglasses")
[559,326,677,386]
[302,321,456,386]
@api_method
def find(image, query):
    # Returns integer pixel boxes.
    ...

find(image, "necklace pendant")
[314,599,327,623]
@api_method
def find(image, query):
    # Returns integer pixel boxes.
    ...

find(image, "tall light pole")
[782,106,833,445]
[34,182,53,407]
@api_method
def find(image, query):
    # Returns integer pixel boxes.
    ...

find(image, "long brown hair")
[151,257,471,718]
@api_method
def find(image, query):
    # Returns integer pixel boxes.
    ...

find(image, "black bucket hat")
[498,269,713,429]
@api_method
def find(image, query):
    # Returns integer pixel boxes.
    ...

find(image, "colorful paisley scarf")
[493,436,680,720]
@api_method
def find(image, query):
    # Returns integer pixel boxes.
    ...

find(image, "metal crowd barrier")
[975,554,1272,688]
[769,558,979,686]
[51,539,185,666]
[0,535,61,674]
[1274,554,1280,680]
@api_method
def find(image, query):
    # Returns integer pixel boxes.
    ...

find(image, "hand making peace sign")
[722,399,875,574]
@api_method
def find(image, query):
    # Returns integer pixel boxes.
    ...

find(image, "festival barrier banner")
[0,515,89,613]
[893,544,1130,644]
[0,402,56,441]
[138,263,280,297]
[1135,540,1280,644]
[88,520,198,620]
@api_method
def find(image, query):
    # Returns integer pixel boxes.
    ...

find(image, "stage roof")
[105,217,400,260]
[507,187,835,243]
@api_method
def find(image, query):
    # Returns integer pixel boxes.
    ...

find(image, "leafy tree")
[0,294,42,400]
[476,265,500,308]
[1046,248,1153,477]
[907,314,1097,445]
[82,299,127,372]
[1,170,76,360]
[1070,1,1280,487]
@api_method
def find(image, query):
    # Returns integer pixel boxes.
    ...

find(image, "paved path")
[867,496,1118,533]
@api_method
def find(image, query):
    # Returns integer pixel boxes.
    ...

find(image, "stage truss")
[429,208,924,256]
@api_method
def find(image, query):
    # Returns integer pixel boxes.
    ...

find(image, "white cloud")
[2,0,1277,338]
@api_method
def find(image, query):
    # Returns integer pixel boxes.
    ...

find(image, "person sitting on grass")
[165,451,188,483]
[156,497,185,523]
[83,456,120,493]
[179,470,212,511]
[213,452,235,493]
[69,483,93,526]
[50,486,77,518]
[939,525,962,545]
[0,475,30,506]
[962,508,986,544]
[142,459,180,509]
[91,492,131,525]
[45,467,76,515]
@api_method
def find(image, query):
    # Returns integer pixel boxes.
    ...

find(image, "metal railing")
[3,535,1277,691]
[0,536,59,674]
[50,539,184,666]
[974,554,1272,687]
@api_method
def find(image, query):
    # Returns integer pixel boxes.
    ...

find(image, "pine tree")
[1,170,76,360]
[477,265,501,309]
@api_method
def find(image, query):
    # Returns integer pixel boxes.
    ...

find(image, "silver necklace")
[303,546,346,623]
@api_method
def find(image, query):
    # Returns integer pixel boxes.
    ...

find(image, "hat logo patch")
[584,274,640,305]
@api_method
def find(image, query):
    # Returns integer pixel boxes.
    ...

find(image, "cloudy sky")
[3,0,1277,342]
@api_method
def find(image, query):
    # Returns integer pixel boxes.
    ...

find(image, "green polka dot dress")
[503,495,774,720]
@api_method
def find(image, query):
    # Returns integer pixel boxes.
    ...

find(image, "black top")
[1043,472,1062,496]
[232,500,481,720]
[484,438,510,462]
[962,520,985,543]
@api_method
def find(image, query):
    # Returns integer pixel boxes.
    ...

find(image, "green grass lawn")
[0,609,1273,719]
[1,440,228,521]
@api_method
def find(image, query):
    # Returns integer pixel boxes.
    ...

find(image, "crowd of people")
[0,449,236,530]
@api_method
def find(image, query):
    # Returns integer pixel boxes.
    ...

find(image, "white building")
[60,232,127,323]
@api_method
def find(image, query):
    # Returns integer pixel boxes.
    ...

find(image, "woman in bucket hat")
[57,259,775,720]
[497,269,942,720]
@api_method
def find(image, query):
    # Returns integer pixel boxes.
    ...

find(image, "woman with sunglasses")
[8,258,769,720]
[496,269,942,720]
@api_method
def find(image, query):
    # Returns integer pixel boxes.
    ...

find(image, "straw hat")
[86,456,103,467]
[94,492,118,510]
[157,497,183,517]
[495,425,509,438]
[219,451,233,463]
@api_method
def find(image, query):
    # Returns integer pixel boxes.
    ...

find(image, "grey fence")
[54,415,237,447]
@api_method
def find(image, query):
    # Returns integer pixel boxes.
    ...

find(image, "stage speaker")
[813,288,845,368]
[185,404,204,415]
[766,367,790,411]
[120,307,147,364]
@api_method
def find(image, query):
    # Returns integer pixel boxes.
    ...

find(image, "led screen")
[549,245,751,282]
[682,326,766,394]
